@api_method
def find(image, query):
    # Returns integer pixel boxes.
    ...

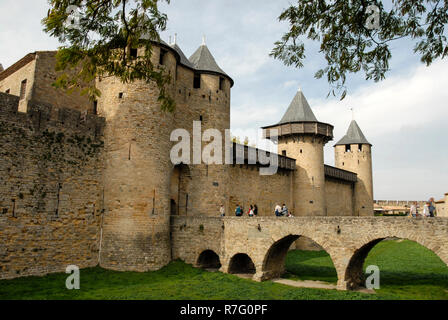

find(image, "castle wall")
[227,166,293,217]
[0,92,105,279]
[32,52,93,113]
[324,179,355,216]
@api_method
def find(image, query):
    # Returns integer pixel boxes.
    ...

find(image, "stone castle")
[0,39,375,279]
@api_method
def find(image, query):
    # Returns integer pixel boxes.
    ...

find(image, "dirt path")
[272,278,376,294]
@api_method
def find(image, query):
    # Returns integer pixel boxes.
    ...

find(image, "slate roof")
[277,89,318,124]
[189,44,228,77]
[170,43,195,69]
[335,120,371,146]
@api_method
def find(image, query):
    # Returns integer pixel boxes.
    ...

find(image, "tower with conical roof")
[263,88,334,216]
[334,120,373,216]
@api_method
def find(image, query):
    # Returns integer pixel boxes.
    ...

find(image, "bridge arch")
[197,250,221,269]
[260,234,337,282]
[228,253,256,275]
[344,235,448,290]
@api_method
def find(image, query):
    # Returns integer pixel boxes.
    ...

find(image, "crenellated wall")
[0,92,105,279]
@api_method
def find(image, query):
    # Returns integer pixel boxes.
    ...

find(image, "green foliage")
[42,0,175,112]
[272,0,448,99]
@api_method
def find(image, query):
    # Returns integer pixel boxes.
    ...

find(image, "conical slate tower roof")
[278,89,318,124]
[335,120,371,146]
[170,43,194,69]
[189,44,228,76]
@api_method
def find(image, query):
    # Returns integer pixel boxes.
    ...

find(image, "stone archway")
[228,253,256,275]
[261,234,336,282]
[344,237,448,290]
[197,250,221,269]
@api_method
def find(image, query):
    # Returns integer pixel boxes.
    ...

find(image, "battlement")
[0,92,105,139]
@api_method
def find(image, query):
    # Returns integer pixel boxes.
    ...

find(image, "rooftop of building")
[335,120,371,146]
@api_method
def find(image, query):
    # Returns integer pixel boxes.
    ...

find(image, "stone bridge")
[171,216,448,290]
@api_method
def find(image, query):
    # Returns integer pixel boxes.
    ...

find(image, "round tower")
[263,89,333,216]
[334,120,373,216]
[97,43,178,271]
[168,37,233,216]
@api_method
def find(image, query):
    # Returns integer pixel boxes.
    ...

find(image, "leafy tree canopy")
[43,0,175,111]
[271,0,448,99]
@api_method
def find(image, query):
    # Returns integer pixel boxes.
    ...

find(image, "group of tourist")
[274,204,293,217]
[232,204,258,217]
[409,198,437,218]
[219,203,293,217]
[219,204,259,217]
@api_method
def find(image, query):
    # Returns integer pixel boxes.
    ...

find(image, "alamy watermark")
[65,265,80,290]
[365,5,380,30]
[365,265,380,289]
[170,122,279,176]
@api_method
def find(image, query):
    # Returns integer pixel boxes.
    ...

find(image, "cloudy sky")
[1,0,447,201]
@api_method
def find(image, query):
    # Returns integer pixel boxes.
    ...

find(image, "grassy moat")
[0,240,447,300]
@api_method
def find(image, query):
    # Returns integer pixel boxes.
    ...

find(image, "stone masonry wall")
[170,216,224,266]
[324,179,355,216]
[227,166,293,217]
[0,92,105,279]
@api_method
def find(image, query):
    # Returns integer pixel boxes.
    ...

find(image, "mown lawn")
[284,239,448,300]
[0,261,378,300]
[0,240,446,300]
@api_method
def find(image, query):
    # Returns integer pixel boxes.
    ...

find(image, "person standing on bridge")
[248,205,254,217]
[275,204,282,217]
[235,204,242,217]
[423,202,431,217]
[282,204,289,216]
[220,204,225,217]
[429,198,436,217]
[410,202,417,218]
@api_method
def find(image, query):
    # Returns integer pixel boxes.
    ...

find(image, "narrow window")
[219,77,225,91]
[345,144,351,152]
[358,144,363,151]
[159,49,167,65]
[199,115,203,122]
[93,101,98,115]
[193,73,201,89]
[130,48,138,59]
[5,89,10,94]
[20,79,27,100]
[118,92,123,99]
[282,150,287,157]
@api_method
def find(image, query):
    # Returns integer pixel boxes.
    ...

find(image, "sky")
[0,0,447,201]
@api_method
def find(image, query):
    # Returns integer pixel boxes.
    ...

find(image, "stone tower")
[97,43,178,271]
[334,120,373,216]
[263,89,333,216]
